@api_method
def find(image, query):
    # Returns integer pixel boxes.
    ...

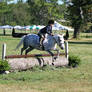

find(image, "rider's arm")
[46,26,52,35]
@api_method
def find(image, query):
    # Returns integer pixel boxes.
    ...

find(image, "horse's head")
[54,34,65,50]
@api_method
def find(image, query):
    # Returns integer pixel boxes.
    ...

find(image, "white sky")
[11,0,63,4]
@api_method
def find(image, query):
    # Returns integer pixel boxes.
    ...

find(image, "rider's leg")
[41,37,44,46]
[41,34,45,46]
[38,34,42,46]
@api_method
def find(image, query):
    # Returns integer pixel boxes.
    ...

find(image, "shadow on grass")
[69,41,92,44]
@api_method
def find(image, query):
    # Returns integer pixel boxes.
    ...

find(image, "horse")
[15,34,65,61]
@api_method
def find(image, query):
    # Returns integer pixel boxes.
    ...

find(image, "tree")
[12,2,30,25]
[27,0,65,25]
[0,1,31,26]
[66,0,92,38]
[0,2,11,25]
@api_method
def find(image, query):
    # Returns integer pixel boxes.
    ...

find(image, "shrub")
[68,54,81,68]
[0,60,10,73]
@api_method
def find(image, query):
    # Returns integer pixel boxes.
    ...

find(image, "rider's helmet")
[48,20,54,25]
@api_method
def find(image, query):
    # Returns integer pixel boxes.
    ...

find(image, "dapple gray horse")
[15,34,65,61]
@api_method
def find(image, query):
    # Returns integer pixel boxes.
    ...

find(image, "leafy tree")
[0,2,11,25]
[27,0,65,25]
[0,2,30,26]
[12,2,30,25]
[66,0,92,38]
[0,0,67,26]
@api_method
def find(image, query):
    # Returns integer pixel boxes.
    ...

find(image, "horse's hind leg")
[21,47,26,55]
[25,47,33,55]
[21,41,28,55]
[21,46,28,55]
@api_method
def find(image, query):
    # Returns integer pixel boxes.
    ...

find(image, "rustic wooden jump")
[2,41,68,60]
[2,42,69,70]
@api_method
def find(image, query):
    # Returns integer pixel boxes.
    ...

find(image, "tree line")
[0,0,92,38]
[0,0,66,26]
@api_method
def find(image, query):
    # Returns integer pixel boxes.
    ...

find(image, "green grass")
[0,31,92,92]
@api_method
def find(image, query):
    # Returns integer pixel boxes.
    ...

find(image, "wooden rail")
[5,53,65,59]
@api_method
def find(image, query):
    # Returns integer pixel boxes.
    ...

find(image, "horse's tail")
[15,35,26,50]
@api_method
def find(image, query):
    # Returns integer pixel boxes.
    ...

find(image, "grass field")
[0,30,92,92]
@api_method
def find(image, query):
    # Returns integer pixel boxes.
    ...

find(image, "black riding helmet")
[48,20,54,25]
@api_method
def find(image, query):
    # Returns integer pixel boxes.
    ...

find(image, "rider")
[37,20,54,48]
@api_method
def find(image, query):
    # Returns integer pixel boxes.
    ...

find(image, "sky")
[9,0,26,3]
[10,0,63,4]
[14,0,26,3]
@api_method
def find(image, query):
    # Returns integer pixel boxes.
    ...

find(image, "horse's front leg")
[46,50,55,62]
[54,49,60,59]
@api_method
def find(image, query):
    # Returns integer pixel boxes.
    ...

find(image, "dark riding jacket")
[38,25,52,38]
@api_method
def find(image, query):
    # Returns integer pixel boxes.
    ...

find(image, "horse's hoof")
[52,59,55,62]
[54,56,57,60]
[52,62,54,66]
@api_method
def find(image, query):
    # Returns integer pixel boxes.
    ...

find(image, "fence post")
[2,43,6,60]
[65,41,68,60]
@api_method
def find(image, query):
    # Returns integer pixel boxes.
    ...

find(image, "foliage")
[12,2,30,25]
[0,0,66,26]
[66,0,92,38]
[68,54,81,68]
[0,2,10,25]
[0,2,30,26]
[0,60,10,73]
[27,0,66,25]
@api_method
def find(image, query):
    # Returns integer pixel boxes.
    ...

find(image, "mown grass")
[0,31,92,92]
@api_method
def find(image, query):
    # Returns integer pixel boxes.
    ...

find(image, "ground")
[0,30,92,92]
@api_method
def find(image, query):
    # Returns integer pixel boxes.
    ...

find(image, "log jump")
[2,42,69,70]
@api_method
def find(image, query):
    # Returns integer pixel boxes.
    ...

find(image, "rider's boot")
[40,38,44,50]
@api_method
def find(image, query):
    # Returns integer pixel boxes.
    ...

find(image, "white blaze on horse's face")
[57,35,65,50]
